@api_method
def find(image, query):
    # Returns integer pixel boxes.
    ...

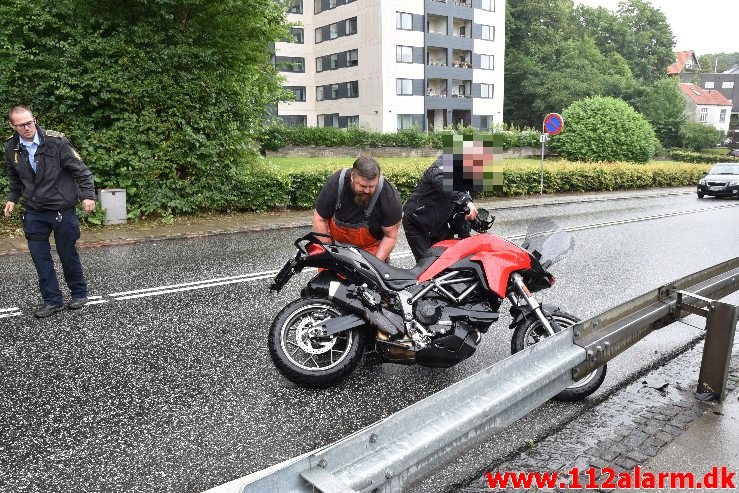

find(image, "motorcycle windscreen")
[522,219,575,268]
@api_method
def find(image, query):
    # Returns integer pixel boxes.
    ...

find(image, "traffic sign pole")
[540,113,563,195]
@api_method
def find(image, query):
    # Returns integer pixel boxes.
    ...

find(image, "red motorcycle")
[269,212,606,400]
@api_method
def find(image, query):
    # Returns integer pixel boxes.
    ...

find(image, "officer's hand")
[4,201,14,218]
[82,199,96,213]
[464,202,478,221]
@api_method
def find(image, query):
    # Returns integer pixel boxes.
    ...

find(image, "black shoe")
[67,297,88,310]
[34,304,65,318]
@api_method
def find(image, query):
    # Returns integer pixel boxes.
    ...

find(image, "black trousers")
[402,215,451,263]
[23,208,87,305]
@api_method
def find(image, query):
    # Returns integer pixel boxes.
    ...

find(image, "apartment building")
[274,0,505,132]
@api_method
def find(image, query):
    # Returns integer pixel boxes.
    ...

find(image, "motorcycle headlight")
[698,179,706,185]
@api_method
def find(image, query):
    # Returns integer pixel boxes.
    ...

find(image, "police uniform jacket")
[4,125,95,211]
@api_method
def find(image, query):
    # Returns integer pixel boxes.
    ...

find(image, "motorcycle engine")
[414,298,454,335]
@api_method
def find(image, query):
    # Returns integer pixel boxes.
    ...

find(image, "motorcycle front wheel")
[268,297,366,388]
[511,311,606,401]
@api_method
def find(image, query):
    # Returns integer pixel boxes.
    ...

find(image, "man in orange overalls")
[313,157,402,262]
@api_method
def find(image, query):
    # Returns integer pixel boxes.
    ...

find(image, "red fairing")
[417,235,532,298]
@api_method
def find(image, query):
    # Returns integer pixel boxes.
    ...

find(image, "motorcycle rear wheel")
[269,297,365,388]
[511,311,606,401]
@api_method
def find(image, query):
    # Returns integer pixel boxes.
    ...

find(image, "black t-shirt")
[315,169,403,240]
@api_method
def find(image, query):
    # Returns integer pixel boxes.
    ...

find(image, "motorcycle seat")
[359,248,443,285]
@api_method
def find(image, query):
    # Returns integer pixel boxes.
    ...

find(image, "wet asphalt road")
[1,192,738,493]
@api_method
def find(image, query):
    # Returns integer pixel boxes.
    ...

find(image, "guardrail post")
[697,300,738,401]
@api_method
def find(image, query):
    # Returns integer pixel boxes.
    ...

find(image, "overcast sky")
[575,0,738,56]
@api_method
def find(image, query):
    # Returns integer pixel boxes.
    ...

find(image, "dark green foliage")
[1,0,291,217]
[506,0,675,127]
[669,149,739,164]
[633,79,687,148]
[679,122,725,152]
[697,53,739,73]
[553,97,657,163]
[259,124,542,151]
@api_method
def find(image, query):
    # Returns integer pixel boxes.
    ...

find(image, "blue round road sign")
[543,113,563,135]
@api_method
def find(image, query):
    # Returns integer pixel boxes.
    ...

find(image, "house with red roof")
[668,51,700,75]
[678,83,732,133]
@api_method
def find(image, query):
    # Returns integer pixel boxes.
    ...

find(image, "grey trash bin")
[98,189,127,225]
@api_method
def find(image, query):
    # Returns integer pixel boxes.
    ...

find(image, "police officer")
[4,106,96,318]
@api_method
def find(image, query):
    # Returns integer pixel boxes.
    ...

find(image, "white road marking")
[1,203,736,310]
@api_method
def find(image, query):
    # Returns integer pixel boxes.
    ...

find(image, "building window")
[396,45,413,63]
[290,27,304,43]
[280,115,307,126]
[346,17,357,35]
[275,56,305,73]
[723,81,735,89]
[318,114,339,127]
[288,0,303,14]
[480,115,494,129]
[720,109,727,123]
[396,79,413,96]
[481,25,495,41]
[315,28,323,43]
[699,107,708,123]
[285,86,306,102]
[480,84,494,98]
[316,57,323,72]
[331,84,339,99]
[481,0,494,11]
[397,114,414,129]
[316,87,325,101]
[347,115,359,127]
[347,80,359,98]
[396,12,412,30]
[705,81,715,89]
[347,49,358,67]
[480,55,494,70]
[330,53,339,69]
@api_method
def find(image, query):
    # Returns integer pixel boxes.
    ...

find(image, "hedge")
[669,149,739,164]
[260,123,542,151]
[268,161,708,208]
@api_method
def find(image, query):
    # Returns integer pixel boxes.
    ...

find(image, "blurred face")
[351,172,379,207]
[9,109,37,141]
[462,140,493,181]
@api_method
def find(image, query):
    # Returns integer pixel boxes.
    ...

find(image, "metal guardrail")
[205,258,739,493]
[572,256,739,400]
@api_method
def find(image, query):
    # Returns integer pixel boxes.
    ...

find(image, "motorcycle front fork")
[508,273,556,336]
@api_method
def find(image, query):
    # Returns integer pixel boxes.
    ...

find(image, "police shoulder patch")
[45,129,66,138]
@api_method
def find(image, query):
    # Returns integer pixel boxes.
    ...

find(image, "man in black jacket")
[402,155,479,262]
[4,106,96,318]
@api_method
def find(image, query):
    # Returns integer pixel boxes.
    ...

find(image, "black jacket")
[4,125,95,211]
[403,157,475,238]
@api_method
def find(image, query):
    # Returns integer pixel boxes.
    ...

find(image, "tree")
[553,96,656,163]
[611,0,675,84]
[679,122,725,151]
[0,0,291,217]
[633,78,687,148]
[697,52,739,73]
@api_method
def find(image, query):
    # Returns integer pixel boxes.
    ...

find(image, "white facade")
[275,0,506,132]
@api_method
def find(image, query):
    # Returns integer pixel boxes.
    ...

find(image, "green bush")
[679,122,725,151]
[669,149,739,164]
[552,97,657,163]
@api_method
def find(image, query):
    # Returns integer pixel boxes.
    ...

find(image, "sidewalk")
[0,187,694,256]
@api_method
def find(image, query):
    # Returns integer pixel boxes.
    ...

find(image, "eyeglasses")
[11,120,35,130]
